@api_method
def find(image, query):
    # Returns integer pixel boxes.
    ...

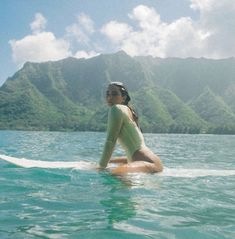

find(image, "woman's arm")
[99,106,123,168]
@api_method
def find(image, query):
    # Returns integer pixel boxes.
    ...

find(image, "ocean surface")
[0,130,235,239]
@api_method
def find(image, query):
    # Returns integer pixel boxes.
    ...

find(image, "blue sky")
[1,0,234,86]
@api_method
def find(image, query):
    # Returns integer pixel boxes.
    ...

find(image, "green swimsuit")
[99,104,145,168]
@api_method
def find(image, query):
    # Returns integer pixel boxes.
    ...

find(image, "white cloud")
[30,13,47,34]
[10,13,73,67]
[9,32,71,66]
[190,0,213,11]
[101,21,132,44]
[66,13,95,44]
[9,12,102,68]
[77,13,95,34]
[101,2,235,59]
[102,5,196,57]
[9,1,235,67]
[9,13,72,67]
[190,0,235,12]
[74,50,99,59]
[128,5,161,30]
[190,0,235,58]
[66,24,90,44]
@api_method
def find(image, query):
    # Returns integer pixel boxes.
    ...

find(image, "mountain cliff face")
[1,51,235,134]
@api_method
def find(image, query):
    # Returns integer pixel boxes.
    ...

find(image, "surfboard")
[0,154,95,170]
[1,154,235,177]
[160,168,235,178]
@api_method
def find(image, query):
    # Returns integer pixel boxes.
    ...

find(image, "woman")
[99,82,163,175]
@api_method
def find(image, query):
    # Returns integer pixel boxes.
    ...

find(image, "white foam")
[0,154,94,170]
[159,167,235,178]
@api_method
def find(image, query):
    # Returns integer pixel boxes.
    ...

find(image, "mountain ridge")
[1,51,235,134]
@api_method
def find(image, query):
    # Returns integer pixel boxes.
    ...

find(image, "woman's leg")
[132,147,163,172]
[109,156,128,164]
[110,161,160,175]
[109,147,163,175]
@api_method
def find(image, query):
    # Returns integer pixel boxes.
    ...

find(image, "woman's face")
[106,84,125,106]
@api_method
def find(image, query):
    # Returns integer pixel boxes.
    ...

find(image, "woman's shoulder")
[111,105,133,120]
[109,104,128,116]
[110,104,128,113]
[108,105,126,121]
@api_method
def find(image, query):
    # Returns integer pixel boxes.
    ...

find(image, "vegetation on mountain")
[0,51,235,134]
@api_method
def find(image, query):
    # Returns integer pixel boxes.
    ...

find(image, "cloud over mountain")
[66,13,95,44]
[9,1,235,68]
[9,13,71,67]
[102,1,235,58]
[30,13,47,34]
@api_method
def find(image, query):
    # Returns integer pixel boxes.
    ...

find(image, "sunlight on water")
[0,131,235,239]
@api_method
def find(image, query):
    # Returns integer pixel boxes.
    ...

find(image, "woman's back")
[109,104,145,161]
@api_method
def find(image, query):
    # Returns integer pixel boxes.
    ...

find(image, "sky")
[1,0,235,86]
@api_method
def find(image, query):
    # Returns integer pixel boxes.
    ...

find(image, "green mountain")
[133,87,174,133]
[0,51,235,134]
[190,87,235,134]
[156,87,207,133]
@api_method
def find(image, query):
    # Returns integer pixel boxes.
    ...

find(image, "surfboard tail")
[0,154,95,170]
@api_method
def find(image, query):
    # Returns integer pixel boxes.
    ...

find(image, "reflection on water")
[99,174,137,226]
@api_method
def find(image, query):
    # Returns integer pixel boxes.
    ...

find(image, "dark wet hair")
[109,82,141,130]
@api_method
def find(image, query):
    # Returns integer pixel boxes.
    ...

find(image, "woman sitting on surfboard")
[99,82,163,175]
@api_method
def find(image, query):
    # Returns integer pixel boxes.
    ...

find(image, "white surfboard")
[0,154,95,170]
[1,154,235,178]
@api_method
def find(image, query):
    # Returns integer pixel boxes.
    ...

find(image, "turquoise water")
[0,131,235,239]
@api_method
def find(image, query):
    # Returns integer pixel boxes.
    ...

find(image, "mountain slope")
[135,56,235,104]
[0,51,235,134]
[190,87,235,125]
[156,87,206,133]
[0,65,91,130]
[133,88,174,132]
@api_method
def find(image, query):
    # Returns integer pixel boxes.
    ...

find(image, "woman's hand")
[95,165,106,172]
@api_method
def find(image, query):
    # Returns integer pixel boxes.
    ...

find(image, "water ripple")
[1,131,235,238]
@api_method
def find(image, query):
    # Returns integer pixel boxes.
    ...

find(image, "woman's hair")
[109,82,141,129]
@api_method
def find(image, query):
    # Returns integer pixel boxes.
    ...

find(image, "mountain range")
[0,51,235,134]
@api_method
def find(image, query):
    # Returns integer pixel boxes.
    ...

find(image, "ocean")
[0,130,235,239]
